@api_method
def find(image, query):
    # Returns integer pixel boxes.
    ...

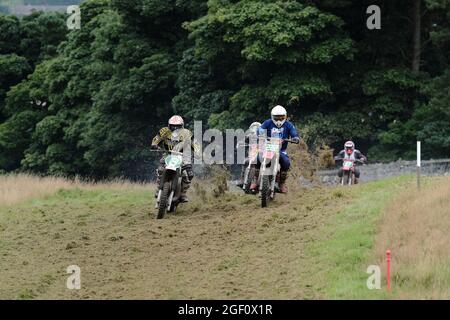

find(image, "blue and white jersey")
[258,119,299,152]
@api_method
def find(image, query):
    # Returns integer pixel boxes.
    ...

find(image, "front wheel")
[261,175,270,208]
[342,171,350,186]
[350,172,356,185]
[157,181,171,219]
[348,171,354,186]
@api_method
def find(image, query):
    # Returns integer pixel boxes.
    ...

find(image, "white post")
[417,141,421,189]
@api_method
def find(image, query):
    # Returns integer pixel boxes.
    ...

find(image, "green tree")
[2,0,206,178]
[179,0,355,130]
[19,11,67,65]
[0,14,20,54]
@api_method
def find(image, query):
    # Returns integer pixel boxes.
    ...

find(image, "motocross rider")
[237,122,261,188]
[150,115,201,202]
[334,141,367,184]
[251,105,300,194]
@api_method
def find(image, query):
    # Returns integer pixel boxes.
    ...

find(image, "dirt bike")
[336,158,364,186]
[258,137,298,208]
[153,149,185,219]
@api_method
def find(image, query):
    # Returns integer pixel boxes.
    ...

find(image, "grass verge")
[306,174,449,299]
[374,176,450,299]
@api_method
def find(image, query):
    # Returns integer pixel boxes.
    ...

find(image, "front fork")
[340,169,354,186]
[243,158,254,188]
[259,156,279,198]
[259,159,266,191]
[270,158,279,198]
[155,169,181,208]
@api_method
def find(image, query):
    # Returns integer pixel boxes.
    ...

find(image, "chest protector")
[344,151,356,160]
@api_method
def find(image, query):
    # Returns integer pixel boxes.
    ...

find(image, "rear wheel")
[261,175,270,208]
[157,181,171,219]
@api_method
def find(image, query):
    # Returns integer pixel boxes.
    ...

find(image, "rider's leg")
[180,164,194,202]
[354,168,361,184]
[337,168,343,178]
[279,152,290,193]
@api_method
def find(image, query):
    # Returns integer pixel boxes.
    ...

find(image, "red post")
[386,250,391,291]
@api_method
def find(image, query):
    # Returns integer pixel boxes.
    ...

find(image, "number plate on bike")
[165,155,183,168]
[344,161,353,168]
[265,143,279,152]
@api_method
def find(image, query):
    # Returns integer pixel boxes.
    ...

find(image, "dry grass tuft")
[316,145,335,169]
[287,142,334,190]
[374,176,450,299]
[0,174,150,206]
[288,140,315,188]
[190,165,231,202]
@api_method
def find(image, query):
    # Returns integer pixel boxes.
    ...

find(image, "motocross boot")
[180,181,190,203]
[279,171,288,194]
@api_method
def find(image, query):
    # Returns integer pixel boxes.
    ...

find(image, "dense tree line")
[0,0,448,179]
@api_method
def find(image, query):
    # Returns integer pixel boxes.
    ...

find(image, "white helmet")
[168,115,184,131]
[344,141,355,154]
[248,122,261,135]
[271,105,287,128]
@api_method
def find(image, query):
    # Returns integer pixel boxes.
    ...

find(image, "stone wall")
[317,159,450,185]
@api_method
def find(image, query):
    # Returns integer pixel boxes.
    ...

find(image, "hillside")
[0,174,448,299]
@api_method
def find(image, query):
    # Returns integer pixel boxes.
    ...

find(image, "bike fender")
[162,169,175,184]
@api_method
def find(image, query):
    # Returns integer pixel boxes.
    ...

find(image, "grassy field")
[374,176,450,299]
[0,173,448,299]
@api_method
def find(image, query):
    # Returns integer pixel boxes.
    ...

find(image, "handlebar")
[150,149,184,155]
[261,137,300,144]
[238,138,299,147]
[334,158,366,164]
[283,138,300,145]
[237,143,259,148]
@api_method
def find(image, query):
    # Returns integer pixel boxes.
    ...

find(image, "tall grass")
[374,176,450,299]
[0,174,150,206]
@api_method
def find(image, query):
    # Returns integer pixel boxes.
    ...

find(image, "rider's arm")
[257,120,270,137]
[288,122,300,143]
[151,134,162,149]
[151,127,171,149]
[355,150,367,162]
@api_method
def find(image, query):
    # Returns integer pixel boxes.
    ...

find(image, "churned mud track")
[0,186,350,299]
